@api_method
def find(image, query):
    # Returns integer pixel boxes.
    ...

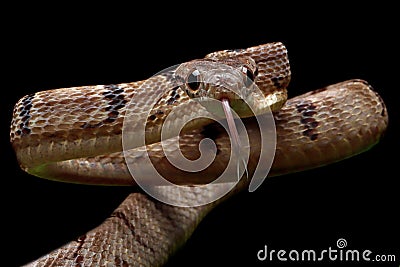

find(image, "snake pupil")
[187,69,201,91]
[242,66,255,87]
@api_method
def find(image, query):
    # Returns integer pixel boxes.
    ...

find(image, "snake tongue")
[221,99,248,180]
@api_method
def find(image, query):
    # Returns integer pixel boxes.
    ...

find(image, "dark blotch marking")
[271,76,284,89]
[271,77,282,89]
[82,85,126,128]
[302,129,318,140]
[149,114,156,121]
[109,98,126,106]
[22,115,30,122]
[112,88,124,94]
[114,104,126,110]
[115,257,129,267]
[302,129,313,136]
[300,117,316,124]
[104,117,116,123]
[296,103,309,113]
[104,99,126,111]
[75,255,84,264]
[108,110,119,118]
[297,103,316,113]
[170,86,179,96]
[297,102,319,141]
[22,128,31,135]
[82,121,103,129]
[73,234,86,261]
[166,86,181,105]
[303,110,317,117]
[308,104,317,110]
[167,97,176,105]
[16,94,35,136]
[309,121,319,128]
[103,93,115,99]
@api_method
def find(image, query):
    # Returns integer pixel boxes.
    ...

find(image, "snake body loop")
[10,42,388,266]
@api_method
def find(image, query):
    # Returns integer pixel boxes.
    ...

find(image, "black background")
[2,4,399,267]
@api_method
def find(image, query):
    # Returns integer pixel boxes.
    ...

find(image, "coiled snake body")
[10,42,388,266]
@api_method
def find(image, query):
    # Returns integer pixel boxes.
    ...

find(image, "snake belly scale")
[10,42,388,266]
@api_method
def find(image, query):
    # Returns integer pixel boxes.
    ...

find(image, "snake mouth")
[215,92,237,101]
[209,85,256,118]
[207,83,246,100]
[220,97,255,118]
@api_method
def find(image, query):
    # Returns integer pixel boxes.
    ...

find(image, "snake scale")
[10,42,388,266]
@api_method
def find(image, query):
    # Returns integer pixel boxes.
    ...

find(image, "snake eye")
[187,69,202,91]
[242,66,255,87]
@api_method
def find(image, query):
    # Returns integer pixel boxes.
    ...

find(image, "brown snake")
[10,42,388,266]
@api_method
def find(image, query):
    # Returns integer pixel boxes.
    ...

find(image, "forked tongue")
[221,98,248,181]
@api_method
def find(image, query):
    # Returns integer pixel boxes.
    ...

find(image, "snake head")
[175,57,262,117]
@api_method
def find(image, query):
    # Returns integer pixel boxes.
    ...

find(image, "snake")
[10,42,388,266]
